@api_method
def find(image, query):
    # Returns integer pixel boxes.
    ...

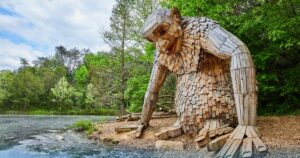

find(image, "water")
[0,115,203,158]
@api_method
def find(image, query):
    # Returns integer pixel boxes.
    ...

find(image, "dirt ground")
[91,115,300,156]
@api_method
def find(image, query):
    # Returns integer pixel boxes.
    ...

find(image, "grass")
[69,120,95,134]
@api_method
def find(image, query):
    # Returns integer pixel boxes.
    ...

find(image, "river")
[0,115,203,158]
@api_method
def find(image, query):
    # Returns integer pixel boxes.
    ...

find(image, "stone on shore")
[155,140,184,150]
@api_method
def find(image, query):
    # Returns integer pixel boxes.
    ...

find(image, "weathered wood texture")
[139,7,266,156]
[139,52,169,128]
[216,125,267,157]
[158,17,237,134]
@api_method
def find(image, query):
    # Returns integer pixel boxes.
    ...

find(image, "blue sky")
[0,0,115,70]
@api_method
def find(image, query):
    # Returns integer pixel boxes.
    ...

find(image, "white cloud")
[0,39,44,70]
[0,0,115,70]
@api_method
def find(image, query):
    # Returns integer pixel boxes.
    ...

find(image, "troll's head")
[141,8,182,54]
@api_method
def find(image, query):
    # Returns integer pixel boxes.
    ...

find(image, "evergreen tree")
[102,0,135,114]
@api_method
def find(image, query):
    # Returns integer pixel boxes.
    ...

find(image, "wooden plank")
[224,127,234,134]
[229,126,240,139]
[253,127,261,137]
[234,94,241,124]
[216,139,234,158]
[210,120,217,129]
[224,139,242,158]
[239,94,244,125]
[243,94,249,125]
[115,125,138,133]
[166,126,182,138]
[194,129,208,142]
[233,126,246,140]
[204,120,211,129]
[135,124,144,138]
[253,137,267,152]
[209,124,229,133]
[245,127,253,138]
[249,93,257,126]
[155,131,169,140]
[248,126,258,138]
[207,133,231,151]
[242,138,253,158]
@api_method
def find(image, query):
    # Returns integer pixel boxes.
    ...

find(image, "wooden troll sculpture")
[136,8,267,157]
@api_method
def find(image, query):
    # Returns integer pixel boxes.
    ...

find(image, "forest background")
[0,0,299,115]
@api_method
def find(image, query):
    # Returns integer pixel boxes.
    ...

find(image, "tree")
[32,56,68,108]
[50,77,76,113]
[84,83,95,109]
[20,58,29,68]
[55,46,89,83]
[130,0,159,48]
[84,52,119,109]
[0,70,14,110]
[74,65,89,89]
[102,0,136,114]
[10,68,44,111]
[125,43,154,112]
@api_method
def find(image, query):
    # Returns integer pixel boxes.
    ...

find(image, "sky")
[0,0,115,70]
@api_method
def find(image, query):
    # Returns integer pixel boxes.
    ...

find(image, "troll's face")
[141,8,182,54]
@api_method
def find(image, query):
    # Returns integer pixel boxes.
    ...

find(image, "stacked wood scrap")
[116,111,176,122]
[194,120,233,147]
[174,53,236,134]
[216,126,267,158]
[155,126,182,140]
[115,111,177,133]
[155,17,238,135]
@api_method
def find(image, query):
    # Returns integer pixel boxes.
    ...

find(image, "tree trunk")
[120,25,126,115]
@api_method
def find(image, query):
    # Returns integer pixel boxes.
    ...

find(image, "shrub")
[70,120,94,134]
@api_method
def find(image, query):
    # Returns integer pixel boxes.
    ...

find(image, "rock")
[55,135,64,141]
[155,140,184,150]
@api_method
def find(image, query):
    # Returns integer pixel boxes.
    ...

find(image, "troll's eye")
[159,29,167,36]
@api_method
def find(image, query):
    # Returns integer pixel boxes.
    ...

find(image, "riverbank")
[0,109,117,115]
[91,115,300,157]
[2,115,199,158]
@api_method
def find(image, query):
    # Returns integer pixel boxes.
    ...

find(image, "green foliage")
[126,43,155,112]
[162,0,300,114]
[10,68,44,111]
[84,83,95,106]
[27,109,55,115]
[83,52,120,109]
[50,77,76,112]
[74,65,89,89]
[0,70,14,110]
[70,120,95,134]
